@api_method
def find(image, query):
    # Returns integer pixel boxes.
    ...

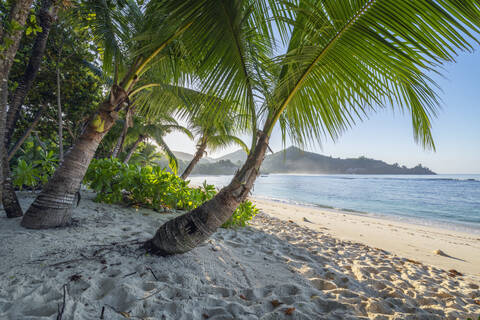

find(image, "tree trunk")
[180,141,207,180]
[123,135,144,164]
[57,54,63,163]
[0,0,34,204]
[111,120,128,158]
[1,153,23,217]
[21,86,127,229]
[144,132,269,255]
[5,0,57,147]
[8,104,46,161]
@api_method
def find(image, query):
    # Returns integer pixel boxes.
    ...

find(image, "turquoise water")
[189,174,480,234]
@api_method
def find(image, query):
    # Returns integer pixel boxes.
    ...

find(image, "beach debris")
[202,314,210,319]
[145,266,159,281]
[271,300,283,307]
[56,284,67,320]
[474,300,480,306]
[119,311,130,318]
[406,258,421,265]
[447,269,463,277]
[100,306,105,319]
[433,249,447,256]
[288,220,294,223]
[239,294,247,300]
[69,274,82,282]
[303,217,313,223]
[284,307,295,315]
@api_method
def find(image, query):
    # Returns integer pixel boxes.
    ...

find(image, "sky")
[164,49,480,174]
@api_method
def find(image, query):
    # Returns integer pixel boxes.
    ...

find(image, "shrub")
[222,200,259,228]
[84,158,258,228]
[11,137,58,189]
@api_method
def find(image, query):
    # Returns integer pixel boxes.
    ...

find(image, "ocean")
[189,174,480,234]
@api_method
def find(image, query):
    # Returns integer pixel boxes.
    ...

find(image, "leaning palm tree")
[121,115,193,174]
[21,0,265,228]
[181,116,248,179]
[144,0,480,255]
[129,143,164,167]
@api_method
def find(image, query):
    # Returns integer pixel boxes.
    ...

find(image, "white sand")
[252,198,480,281]
[0,191,479,319]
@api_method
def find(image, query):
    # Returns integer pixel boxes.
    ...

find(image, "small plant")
[222,200,259,228]
[13,159,38,190]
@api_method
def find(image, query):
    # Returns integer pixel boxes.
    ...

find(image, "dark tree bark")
[180,140,207,180]
[144,132,269,255]
[8,104,47,161]
[111,106,135,158]
[21,86,128,229]
[56,45,63,163]
[123,135,144,164]
[0,0,35,206]
[1,152,23,217]
[5,0,58,146]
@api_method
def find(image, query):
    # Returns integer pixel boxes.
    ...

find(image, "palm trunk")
[0,0,34,205]
[111,121,128,158]
[123,135,144,164]
[180,142,207,180]
[5,0,57,147]
[144,132,269,255]
[21,86,127,229]
[56,57,63,163]
[1,153,23,217]
[8,105,47,161]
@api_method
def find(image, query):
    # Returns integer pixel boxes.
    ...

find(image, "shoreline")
[1,191,479,319]
[252,195,480,236]
[251,197,480,282]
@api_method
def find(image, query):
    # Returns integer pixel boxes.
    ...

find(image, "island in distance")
[168,146,435,176]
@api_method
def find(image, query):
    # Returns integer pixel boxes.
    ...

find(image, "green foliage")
[11,138,58,189]
[221,200,259,229]
[13,160,38,190]
[84,158,257,228]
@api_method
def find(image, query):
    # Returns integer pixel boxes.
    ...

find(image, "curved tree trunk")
[56,50,63,163]
[123,135,144,164]
[144,132,269,255]
[1,153,23,217]
[5,0,57,146]
[0,0,34,205]
[8,104,47,161]
[180,141,207,180]
[21,87,127,229]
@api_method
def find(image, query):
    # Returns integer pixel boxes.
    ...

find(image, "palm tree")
[2,0,60,218]
[129,143,163,167]
[21,0,256,228]
[0,0,35,215]
[144,0,480,255]
[121,115,193,174]
[181,117,248,180]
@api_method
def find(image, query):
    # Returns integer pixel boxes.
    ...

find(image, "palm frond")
[264,0,480,150]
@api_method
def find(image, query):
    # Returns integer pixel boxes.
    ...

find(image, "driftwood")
[56,284,67,320]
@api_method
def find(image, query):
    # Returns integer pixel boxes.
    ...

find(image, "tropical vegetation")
[0,0,479,257]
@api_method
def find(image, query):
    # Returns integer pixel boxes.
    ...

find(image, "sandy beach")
[1,191,479,319]
[252,198,480,281]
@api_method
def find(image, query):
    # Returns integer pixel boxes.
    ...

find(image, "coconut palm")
[0,0,35,215]
[20,0,272,228]
[181,117,248,180]
[144,0,480,255]
[129,143,164,167]
[120,115,193,173]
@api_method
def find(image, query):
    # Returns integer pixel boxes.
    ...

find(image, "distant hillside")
[187,146,435,175]
[215,149,248,164]
[261,147,435,175]
[172,151,214,164]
